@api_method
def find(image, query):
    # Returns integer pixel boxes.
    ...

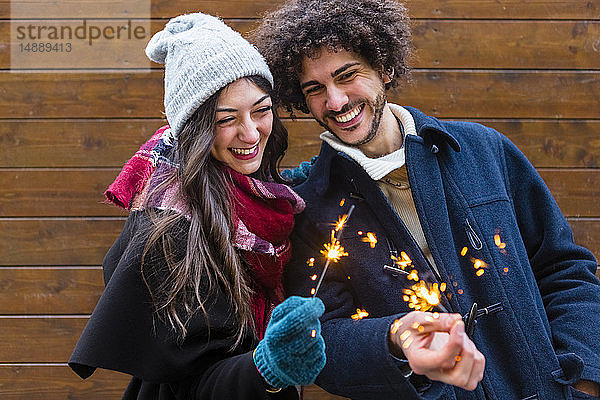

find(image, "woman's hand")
[253,296,326,389]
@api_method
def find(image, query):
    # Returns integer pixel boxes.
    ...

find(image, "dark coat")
[284,106,600,400]
[69,211,297,400]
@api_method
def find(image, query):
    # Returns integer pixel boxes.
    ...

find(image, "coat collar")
[403,106,461,152]
[304,106,460,195]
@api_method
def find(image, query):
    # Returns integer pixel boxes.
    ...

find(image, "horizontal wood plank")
[1,168,598,217]
[0,365,341,400]
[2,0,599,19]
[2,119,600,169]
[2,71,600,119]
[0,317,86,362]
[0,268,103,314]
[0,169,126,217]
[411,20,600,69]
[0,365,131,399]
[5,20,600,70]
[0,219,125,266]
[0,218,598,266]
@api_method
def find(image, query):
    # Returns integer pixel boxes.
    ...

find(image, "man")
[252,0,600,399]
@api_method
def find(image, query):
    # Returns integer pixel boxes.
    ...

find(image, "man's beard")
[315,90,387,147]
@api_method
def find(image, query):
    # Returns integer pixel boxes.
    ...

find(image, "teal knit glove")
[253,296,326,388]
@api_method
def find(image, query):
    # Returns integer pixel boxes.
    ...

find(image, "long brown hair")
[140,75,288,347]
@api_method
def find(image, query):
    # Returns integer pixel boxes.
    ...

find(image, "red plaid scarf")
[105,126,305,338]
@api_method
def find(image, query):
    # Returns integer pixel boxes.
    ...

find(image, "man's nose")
[326,86,349,112]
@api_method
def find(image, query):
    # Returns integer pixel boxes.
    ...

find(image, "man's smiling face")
[299,48,390,147]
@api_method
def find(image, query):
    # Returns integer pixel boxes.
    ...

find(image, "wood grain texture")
[0,366,131,399]
[1,168,598,217]
[0,317,86,362]
[0,365,342,400]
[0,169,126,217]
[0,219,125,266]
[2,71,599,119]
[411,20,600,70]
[0,119,161,168]
[2,119,600,169]
[0,268,103,314]
[3,0,598,19]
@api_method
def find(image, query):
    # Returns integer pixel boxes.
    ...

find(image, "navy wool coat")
[284,106,600,400]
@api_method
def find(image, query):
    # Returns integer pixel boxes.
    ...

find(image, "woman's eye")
[256,106,272,113]
[216,117,234,125]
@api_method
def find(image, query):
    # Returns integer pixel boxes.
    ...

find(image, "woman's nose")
[238,120,260,143]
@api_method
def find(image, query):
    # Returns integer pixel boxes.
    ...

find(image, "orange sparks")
[402,281,443,312]
[306,257,315,267]
[440,282,447,292]
[460,247,468,256]
[455,355,462,362]
[339,198,346,207]
[407,269,419,281]
[347,276,351,280]
[391,319,403,334]
[351,308,369,320]
[391,251,412,270]
[311,329,316,337]
[310,288,316,295]
[494,234,506,249]
[310,274,317,281]
[458,289,464,294]
[361,232,377,248]
[503,267,509,273]
[334,214,349,231]
[320,230,349,262]
[472,258,488,277]
[357,231,363,236]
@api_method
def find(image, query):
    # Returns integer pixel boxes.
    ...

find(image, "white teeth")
[230,145,257,155]
[334,105,362,123]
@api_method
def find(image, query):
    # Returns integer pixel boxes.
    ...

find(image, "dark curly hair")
[251,0,412,114]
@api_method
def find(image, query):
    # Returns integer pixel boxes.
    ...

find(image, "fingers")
[270,296,324,323]
[440,323,485,391]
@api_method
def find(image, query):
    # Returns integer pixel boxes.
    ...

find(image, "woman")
[69,13,325,399]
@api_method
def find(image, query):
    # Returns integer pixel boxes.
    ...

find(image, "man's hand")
[572,380,600,397]
[389,311,485,391]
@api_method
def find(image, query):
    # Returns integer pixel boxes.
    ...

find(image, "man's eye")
[341,70,357,80]
[304,86,323,95]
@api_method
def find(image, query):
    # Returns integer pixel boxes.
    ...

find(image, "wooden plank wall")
[1,1,599,398]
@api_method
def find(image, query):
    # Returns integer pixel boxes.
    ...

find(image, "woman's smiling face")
[211,78,273,175]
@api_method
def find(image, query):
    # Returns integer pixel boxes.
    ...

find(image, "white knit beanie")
[145,13,274,137]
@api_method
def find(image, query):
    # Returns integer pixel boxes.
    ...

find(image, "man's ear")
[382,67,394,84]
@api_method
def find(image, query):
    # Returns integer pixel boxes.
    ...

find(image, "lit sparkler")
[361,232,377,248]
[402,281,447,312]
[320,230,349,262]
[391,251,412,270]
[312,205,356,298]
[350,308,369,320]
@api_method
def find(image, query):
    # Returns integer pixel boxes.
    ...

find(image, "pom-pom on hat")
[146,13,274,137]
